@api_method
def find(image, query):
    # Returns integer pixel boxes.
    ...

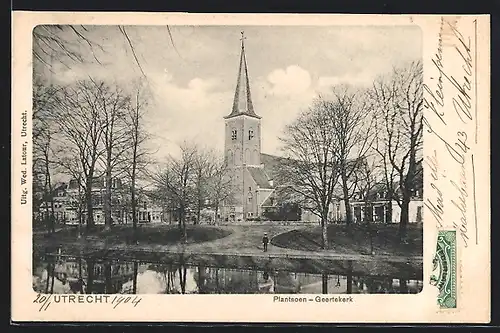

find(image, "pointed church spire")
[225,31,260,119]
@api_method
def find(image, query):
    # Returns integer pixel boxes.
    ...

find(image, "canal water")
[33,249,423,295]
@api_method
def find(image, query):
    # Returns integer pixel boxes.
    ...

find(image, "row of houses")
[36,176,222,226]
[36,174,423,226]
[36,176,165,226]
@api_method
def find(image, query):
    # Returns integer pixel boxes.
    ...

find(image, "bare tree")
[96,81,132,231]
[51,80,108,231]
[324,86,375,225]
[192,148,211,225]
[277,99,341,249]
[34,129,56,233]
[371,61,423,242]
[123,81,151,242]
[154,142,197,242]
[357,159,382,220]
[32,78,62,230]
[33,25,104,72]
[33,25,178,79]
[356,158,383,254]
[207,153,236,225]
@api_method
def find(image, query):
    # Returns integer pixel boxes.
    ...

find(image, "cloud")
[187,77,217,91]
[145,73,232,159]
[267,65,312,95]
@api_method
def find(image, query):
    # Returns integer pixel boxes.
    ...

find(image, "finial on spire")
[240,31,246,48]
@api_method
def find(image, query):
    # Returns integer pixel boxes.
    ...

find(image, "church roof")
[261,153,287,181]
[224,32,261,120]
[247,167,273,189]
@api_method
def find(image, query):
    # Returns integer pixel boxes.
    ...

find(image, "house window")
[231,129,237,141]
[248,192,253,203]
[248,129,254,140]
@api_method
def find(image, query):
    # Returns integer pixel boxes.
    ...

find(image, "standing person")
[262,233,269,252]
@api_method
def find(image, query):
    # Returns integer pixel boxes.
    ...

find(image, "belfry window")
[231,130,237,141]
[248,129,254,140]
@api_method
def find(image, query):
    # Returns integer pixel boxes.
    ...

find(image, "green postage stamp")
[430,230,457,309]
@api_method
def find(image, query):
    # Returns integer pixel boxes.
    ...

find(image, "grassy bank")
[271,223,423,257]
[37,224,232,246]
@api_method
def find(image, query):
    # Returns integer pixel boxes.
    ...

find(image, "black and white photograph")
[31,25,425,295]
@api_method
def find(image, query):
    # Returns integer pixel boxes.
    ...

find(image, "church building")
[222,33,278,222]
[219,33,423,225]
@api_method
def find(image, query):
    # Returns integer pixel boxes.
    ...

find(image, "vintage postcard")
[11,12,490,323]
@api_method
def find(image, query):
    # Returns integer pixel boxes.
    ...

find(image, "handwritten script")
[423,17,476,247]
[33,293,142,312]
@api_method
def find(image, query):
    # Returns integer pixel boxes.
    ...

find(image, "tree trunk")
[196,187,202,225]
[104,161,112,231]
[179,202,187,242]
[214,205,219,226]
[177,209,182,231]
[131,180,137,243]
[399,196,410,243]
[77,181,83,238]
[43,143,55,233]
[321,216,329,250]
[131,153,138,243]
[85,180,94,232]
[182,217,187,243]
[341,172,352,225]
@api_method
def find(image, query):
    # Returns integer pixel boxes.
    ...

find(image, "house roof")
[247,166,273,189]
[261,194,276,207]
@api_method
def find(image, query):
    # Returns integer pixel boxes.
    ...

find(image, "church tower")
[223,32,262,221]
[224,31,262,168]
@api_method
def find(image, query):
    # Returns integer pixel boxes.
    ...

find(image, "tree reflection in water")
[86,258,95,294]
[33,250,423,295]
[132,261,138,294]
[346,260,353,294]
[322,274,328,294]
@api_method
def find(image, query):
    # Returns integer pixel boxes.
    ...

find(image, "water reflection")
[33,251,423,295]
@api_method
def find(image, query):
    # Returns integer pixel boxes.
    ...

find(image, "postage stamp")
[430,230,457,309]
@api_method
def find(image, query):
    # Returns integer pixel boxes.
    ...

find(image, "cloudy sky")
[41,25,422,159]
